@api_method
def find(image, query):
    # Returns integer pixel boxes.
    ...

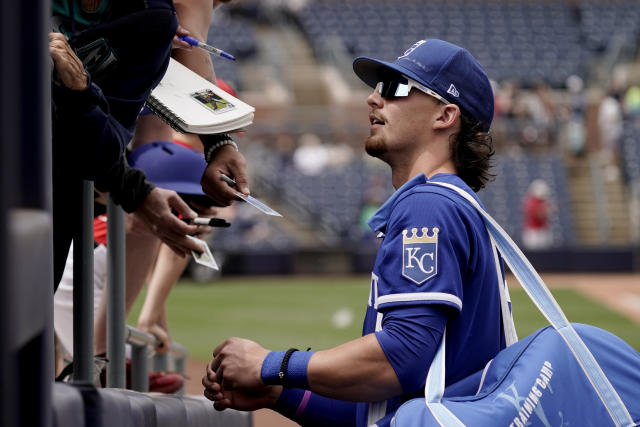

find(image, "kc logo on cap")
[398,39,426,60]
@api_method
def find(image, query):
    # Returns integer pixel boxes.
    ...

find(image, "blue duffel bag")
[392,183,640,427]
[393,324,640,426]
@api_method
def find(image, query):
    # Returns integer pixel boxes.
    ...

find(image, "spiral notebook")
[146,58,255,134]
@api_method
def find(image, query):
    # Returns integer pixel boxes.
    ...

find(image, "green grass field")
[128,276,640,361]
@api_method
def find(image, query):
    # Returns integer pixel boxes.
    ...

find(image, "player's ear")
[433,104,460,131]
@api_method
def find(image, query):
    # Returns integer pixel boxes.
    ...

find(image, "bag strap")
[423,181,633,426]
[489,232,518,346]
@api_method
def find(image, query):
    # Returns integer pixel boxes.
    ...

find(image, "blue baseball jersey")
[357,173,506,426]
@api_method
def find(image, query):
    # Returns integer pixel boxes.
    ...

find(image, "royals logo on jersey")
[402,227,439,284]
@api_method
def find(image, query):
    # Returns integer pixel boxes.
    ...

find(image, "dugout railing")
[0,1,251,425]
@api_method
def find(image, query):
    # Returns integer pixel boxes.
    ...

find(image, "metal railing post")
[126,326,188,393]
[171,343,188,396]
[106,197,126,388]
[130,344,149,392]
[153,352,169,372]
[126,326,154,392]
[72,180,94,383]
[170,342,188,377]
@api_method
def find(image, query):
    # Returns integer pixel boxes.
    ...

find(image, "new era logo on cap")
[447,84,460,98]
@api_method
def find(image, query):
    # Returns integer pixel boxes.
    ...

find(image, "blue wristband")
[261,350,315,388]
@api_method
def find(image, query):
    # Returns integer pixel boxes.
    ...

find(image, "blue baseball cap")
[127,141,208,196]
[353,39,494,132]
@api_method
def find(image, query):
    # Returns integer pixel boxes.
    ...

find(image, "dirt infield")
[184,273,639,426]
[530,273,640,324]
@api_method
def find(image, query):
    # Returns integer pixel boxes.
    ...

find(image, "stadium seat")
[621,120,640,185]
[292,0,622,88]
[206,10,258,89]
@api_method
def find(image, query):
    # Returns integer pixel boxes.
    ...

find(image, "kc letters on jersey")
[401,227,439,284]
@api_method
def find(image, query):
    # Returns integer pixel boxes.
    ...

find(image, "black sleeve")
[94,152,155,213]
[52,76,135,182]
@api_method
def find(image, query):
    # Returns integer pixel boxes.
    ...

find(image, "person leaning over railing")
[49,0,208,290]
[54,141,218,392]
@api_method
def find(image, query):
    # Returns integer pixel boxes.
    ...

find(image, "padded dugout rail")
[52,383,252,427]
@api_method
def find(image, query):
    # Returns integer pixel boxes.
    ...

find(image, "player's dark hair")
[449,113,495,192]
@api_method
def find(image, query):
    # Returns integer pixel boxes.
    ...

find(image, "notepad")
[146,58,255,134]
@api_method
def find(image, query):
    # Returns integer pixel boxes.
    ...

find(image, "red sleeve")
[93,214,108,246]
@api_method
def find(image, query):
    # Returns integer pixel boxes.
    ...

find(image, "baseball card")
[187,235,218,270]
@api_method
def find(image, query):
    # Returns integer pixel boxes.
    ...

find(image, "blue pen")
[177,35,236,61]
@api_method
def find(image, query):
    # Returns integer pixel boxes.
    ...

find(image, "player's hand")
[203,359,281,411]
[209,338,269,391]
[49,32,88,90]
[201,145,250,206]
[172,25,193,50]
[134,187,206,256]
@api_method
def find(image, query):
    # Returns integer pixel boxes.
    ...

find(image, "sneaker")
[125,359,184,393]
[148,371,185,394]
[96,358,185,393]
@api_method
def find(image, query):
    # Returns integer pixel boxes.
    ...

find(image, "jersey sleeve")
[372,190,471,312]
[375,304,449,394]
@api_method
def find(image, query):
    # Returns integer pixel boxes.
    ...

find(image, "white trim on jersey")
[375,292,462,311]
[374,312,384,332]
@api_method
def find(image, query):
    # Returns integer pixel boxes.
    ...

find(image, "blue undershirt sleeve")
[273,388,357,426]
[375,304,450,394]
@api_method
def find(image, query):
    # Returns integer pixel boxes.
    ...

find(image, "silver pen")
[177,36,236,61]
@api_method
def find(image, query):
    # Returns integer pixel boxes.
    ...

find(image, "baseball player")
[202,39,507,427]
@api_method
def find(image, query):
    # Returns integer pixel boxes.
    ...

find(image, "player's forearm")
[308,334,403,401]
[262,334,402,402]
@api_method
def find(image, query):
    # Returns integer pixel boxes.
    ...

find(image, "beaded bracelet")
[204,137,238,163]
[279,348,298,384]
